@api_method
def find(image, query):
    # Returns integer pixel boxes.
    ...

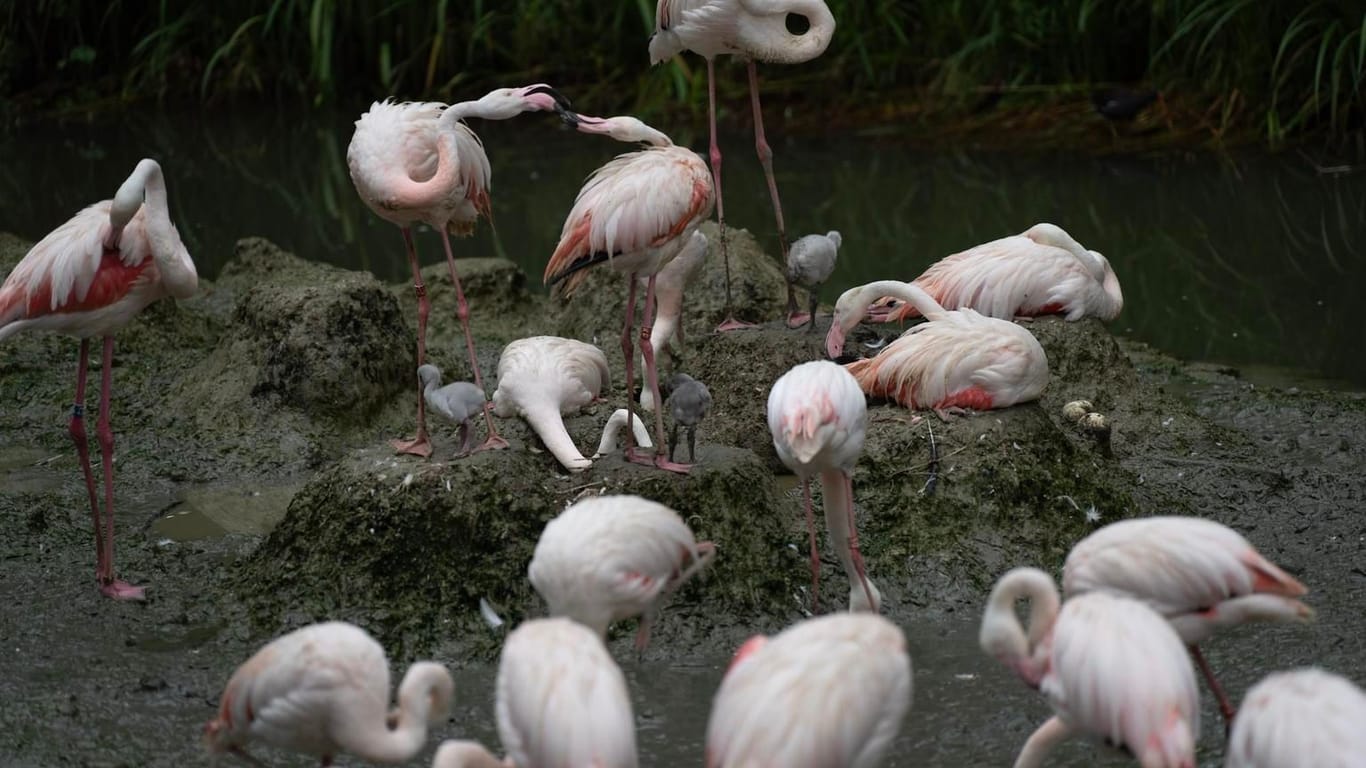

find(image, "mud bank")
[2,231,1364,766]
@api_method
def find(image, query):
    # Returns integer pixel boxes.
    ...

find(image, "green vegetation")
[4,1,1364,143]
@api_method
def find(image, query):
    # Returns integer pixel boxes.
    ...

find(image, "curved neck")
[819,468,879,612]
[433,740,507,768]
[595,408,653,457]
[980,568,1059,686]
[117,159,198,299]
[522,399,591,472]
[850,280,946,327]
[341,662,451,763]
[386,112,462,212]
[1100,264,1124,316]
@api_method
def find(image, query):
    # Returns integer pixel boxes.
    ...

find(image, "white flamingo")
[1225,667,1366,768]
[490,336,611,473]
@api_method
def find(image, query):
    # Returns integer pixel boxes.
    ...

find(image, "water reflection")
[1,107,1362,385]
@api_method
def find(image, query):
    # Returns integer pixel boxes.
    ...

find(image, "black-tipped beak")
[831,353,860,365]
[556,106,581,127]
[527,84,571,110]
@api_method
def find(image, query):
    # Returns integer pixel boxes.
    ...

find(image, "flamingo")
[980,567,1199,768]
[785,230,840,330]
[767,360,879,613]
[544,112,714,474]
[429,618,639,768]
[348,84,570,458]
[1225,667,1366,768]
[705,613,911,767]
[490,336,611,473]
[828,280,1049,420]
[528,494,716,650]
[418,364,487,458]
[868,223,1123,324]
[665,372,712,462]
[593,408,657,459]
[640,229,708,412]
[1063,516,1313,727]
[649,0,836,331]
[0,158,198,600]
[202,621,454,766]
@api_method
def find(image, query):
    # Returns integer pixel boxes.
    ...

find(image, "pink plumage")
[1226,667,1366,768]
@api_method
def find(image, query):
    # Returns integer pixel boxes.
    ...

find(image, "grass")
[3,0,1363,145]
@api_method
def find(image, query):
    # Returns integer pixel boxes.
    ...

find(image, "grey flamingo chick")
[418,364,488,457]
[665,373,712,463]
[785,231,840,330]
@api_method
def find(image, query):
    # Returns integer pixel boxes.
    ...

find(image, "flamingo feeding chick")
[544,111,714,474]
[828,280,1048,420]
[785,230,840,330]
[348,84,570,458]
[528,494,716,651]
[0,158,198,600]
[1225,667,1366,768]
[490,336,611,473]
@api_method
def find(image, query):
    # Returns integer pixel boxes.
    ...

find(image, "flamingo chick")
[785,230,840,330]
[490,336,610,473]
[1063,516,1312,727]
[640,230,708,412]
[430,618,639,768]
[869,222,1122,324]
[767,360,879,613]
[418,364,488,457]
[0,158,198,600]
[528,494,715,650]
[705,613,911,767]
[348,84,570,457]
[665,373,712,463]
[981,567,1199,768]
[544,111,714,474]
[203,621,454,766]
[650,0,836,330]
[1225,667,1366,768]
[829,280,1048,420]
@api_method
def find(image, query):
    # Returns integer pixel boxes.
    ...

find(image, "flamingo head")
[825,284,868,358]
[732,0,836,64]
[201,718,228,753]
[557,112,673,147]
[466,84,571,119]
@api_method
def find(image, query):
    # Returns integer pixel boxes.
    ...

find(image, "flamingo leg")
[802,478,821,614]
[708,58,756,333]
[438,230,507,453]
[842,472,877,610]
[69,340,107,589]
[393,227,433,457]
[1014,715,1074,768]
[621,274,640,457]
[95,336,142,600]
[1190,644,1236,730]
[747,61,792,310]
[631,275,691,473]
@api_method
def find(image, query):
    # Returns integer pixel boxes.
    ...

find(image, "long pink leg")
[393,227,433,457]
[621,274,640,457]
[747,61,798,324]
[69,341,107,588]
[843,472,877,609]
[1190,644,1236,729]
[630,275,690,473]
[707,58,756,333]
[96,336,143,600]
[803,478,821,614]
[438,230,507,452]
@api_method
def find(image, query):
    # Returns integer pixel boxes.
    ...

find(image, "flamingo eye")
[785,13,811,35]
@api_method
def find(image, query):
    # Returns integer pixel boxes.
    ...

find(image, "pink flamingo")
[767,360,879,614]
[1063,516,1313,726]
[980,567,1199,768]
[705,613,911,767]
[544,112,714,474]
[0,158,198,600]
[528,494,716,650]
[348,84,569,458]
[1226,667,1366,768]
[649,0,836,331]
[202,621,454,766]
[868,223,1123,324]
[430,618,639,768]
[827,280,1049,420]
[640,229,708,412]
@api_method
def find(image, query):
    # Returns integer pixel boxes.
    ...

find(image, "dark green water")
[2,107,1363,385]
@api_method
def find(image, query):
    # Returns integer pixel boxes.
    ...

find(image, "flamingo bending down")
[528,494,715,650]
[1225,667,1366,768]
[544,112,714,474]
[431,618,639,768]
[592,408,656,459]
[490,336,611,473]
[203,621,454,766]
[785,230,840,330]
[828,280,1048,420]
[348,84,570,458]
[705,613,911,767]
[767,360,879,613]
[640,229,708,412]
[868,223,1123,324]
[650,0,836,331]
[980,567,1199,768]
[1063,516,1313,726]
[0,158,198,600]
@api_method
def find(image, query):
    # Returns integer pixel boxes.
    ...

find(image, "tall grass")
[3,0,1363,143]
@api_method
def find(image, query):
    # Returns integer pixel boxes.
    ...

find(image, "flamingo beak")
[825,323,846,359]
[522,84,572,112]
[556,106,581,127]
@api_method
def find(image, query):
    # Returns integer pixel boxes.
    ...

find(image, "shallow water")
[1,107,1363,385]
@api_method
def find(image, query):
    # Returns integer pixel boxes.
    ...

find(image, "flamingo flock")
[3,1,1358,767]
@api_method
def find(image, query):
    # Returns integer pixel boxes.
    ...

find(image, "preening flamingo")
[640,229,708,412]
[348,84,570,458]
[1063,516,1313,726]
[490,336,611,473]
[0,158,198,600]
[767,360,879,613]
[528,494,715,650]
[665,372,712,462]
[705,613,911,767]
[430,618,639,768]
[544,112,714,474]
[868,223,1123,324]
[980,567,1199,768]
[202,621,454,766]
[418,364,487,457]
[785,230,840,330]
[649,0,836,331]
[1225,667,1366,768]
[828,280,1049,420]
